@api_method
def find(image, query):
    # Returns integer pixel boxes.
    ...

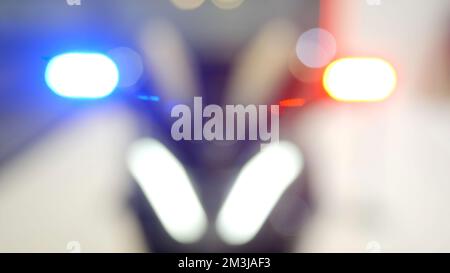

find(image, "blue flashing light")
[45,52,119,99]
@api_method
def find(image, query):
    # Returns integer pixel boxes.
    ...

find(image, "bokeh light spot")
[296,28,336,68]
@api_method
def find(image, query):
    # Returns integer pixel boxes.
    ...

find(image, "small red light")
[279,98,306,108]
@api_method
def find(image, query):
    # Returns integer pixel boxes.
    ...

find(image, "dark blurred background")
[1,0,450,252]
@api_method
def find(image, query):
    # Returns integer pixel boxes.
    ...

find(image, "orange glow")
[279,98,306,108]
[323,57,397,102]
[170,0,205,10]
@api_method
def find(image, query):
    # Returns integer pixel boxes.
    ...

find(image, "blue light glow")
[137,95,160,102]
[45,52,119,99]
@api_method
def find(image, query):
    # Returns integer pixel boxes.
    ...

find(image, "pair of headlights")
[127,139,304,245]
